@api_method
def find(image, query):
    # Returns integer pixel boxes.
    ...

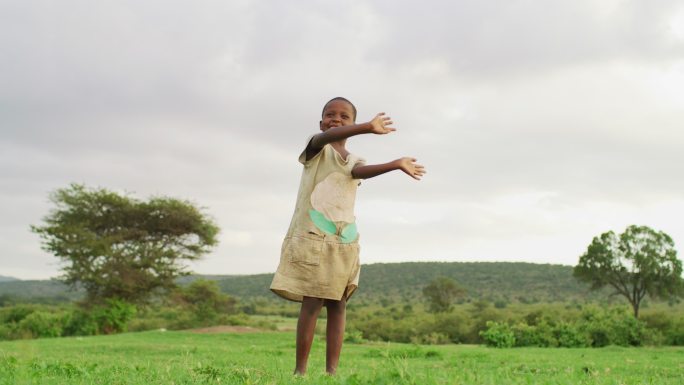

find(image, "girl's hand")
[369,112,396,134]
[395,157,426,180]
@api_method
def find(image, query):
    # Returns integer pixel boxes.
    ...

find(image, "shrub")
[18,311,63,338]
[432,311,470,343]
[62,309,99,336]
[480,321,515,348]
[468,307,505,343]
[411,332,450,345]
[578,306,647,347]
[0,323,16,340]
[511,321,556,347]
[344,328,366,344]
[172,280,238,326]
[553,322,590,348]
[94,299,136,334]
[0,305,36,324]
[223,313,250,326]
[666,318,684,345]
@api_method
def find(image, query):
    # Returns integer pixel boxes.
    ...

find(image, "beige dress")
[270,138,365,302]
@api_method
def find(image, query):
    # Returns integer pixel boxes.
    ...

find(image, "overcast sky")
[2,0,683,280]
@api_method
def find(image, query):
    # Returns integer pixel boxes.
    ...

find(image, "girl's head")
[320,97,356,131]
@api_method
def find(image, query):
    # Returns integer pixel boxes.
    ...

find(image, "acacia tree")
[31,184,220,305]
[573,225,683,318]
[422,276,466,313]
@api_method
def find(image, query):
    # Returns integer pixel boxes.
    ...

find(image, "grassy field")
[1,329,683,385]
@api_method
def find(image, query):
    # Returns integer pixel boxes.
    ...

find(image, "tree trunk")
[632,300,639,318]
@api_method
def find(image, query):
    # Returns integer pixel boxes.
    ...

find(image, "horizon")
[3,260,579,281]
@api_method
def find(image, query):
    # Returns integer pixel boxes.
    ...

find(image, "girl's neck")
[330,141,350,161]
[330,139,347,149]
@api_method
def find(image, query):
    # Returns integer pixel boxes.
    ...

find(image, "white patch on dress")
[310,172,357,223]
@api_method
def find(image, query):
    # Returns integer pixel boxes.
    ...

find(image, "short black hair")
[322,97,357,122]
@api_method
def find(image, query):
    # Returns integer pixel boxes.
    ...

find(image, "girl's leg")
[294,296,324,375]
[324,297,347,375]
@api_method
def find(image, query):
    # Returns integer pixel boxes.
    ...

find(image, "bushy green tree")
[18,311,64,338]
[480,321,515,348]
[578,306,648,347]
[422,277,466,313]
[172,279,237,325]
[574,225,683,318]
[31,184,220,305]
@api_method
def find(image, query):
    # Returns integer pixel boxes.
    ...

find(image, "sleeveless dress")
[270,138,365,302]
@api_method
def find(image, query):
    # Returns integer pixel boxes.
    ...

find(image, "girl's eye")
[342,115,349,119]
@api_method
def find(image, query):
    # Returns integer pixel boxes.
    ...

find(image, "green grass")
[1,330,683,384]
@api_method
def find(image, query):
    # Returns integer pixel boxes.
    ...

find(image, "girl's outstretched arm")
[352,157,426,180]
[309,113,395,151]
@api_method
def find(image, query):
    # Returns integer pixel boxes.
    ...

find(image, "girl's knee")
[324,299,346,311]
[301,297,324,313]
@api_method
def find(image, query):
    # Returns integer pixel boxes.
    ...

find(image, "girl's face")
[320,100,355,132]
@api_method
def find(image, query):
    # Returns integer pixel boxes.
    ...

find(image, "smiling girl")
[270,97,425,375]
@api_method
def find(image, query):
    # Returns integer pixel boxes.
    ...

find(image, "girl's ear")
[319,120,324,131]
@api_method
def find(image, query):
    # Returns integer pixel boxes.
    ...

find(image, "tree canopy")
[573,225,683,318]
[422,276,466,313]
[31,184,220,305]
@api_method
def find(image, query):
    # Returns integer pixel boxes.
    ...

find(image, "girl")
[270,97,425,375]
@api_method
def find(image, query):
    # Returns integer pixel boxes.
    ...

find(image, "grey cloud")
[369,0,684,79]
[2,0,683,279]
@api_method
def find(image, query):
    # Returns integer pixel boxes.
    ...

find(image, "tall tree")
[422,276,466,313]
[31,184,220,305]
[573,225,683,318]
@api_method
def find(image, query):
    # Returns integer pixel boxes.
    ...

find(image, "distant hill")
[0,276,20,282]
[0,262,605,304]
[0,279,82,303]
[215,262,604,303]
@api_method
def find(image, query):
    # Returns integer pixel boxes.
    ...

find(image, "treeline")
[3,261,683,346]
[0,280,274,341]
[344,301,684,347]
[3,282,684,346]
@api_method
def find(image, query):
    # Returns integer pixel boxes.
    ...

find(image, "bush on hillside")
[171,280,238,327]
[480,321,515,348]
[511,321,556,347]
[93,299,137,334]
[63,308,99,336]
[18,311,64,338]
[667,318,684,345]
[0,305,37,324]
[578,306,647,347]
[553,321,590,347]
